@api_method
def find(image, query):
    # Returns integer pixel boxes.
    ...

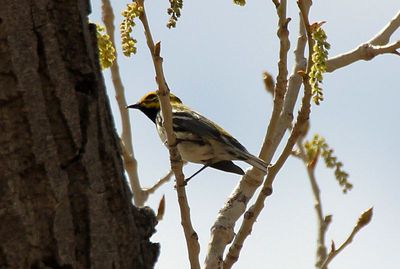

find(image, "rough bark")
[0,0,159,268]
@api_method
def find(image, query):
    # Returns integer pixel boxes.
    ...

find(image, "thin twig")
[320,208,373,269]
[294,4,329,266]
[137,1,200,268]
[326,10,400,72]
[101,0,146,206]
[259,0,290,161]
[297,140,330,268]
[259,0,310,180]
[369,10,400,45]
[326,40,400,72]
[144,161,187,195]
[279,0,309,130]
[103,0,176,205]
[145,170,174,194]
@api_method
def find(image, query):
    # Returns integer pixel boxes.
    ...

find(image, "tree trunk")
[0,0,159,268]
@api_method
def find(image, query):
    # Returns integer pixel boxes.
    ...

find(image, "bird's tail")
[244,153,269,174]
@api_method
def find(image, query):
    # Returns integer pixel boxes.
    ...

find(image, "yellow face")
[135,91,182,110]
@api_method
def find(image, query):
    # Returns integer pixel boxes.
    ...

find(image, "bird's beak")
[126,103,140,109]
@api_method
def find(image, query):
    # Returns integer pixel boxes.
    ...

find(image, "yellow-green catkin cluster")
[309,26,330,105]
[304,134,353,193]
[167,0,183,28]
[233,0,246,6]
[96,24,116,70]
[120,2,143,57]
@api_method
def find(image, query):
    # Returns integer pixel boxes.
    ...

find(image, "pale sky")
[91,1,400,268]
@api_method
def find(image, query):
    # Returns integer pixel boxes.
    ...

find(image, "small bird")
[128,91,269,183]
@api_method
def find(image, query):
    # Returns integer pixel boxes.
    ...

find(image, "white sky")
[91,1,400,268]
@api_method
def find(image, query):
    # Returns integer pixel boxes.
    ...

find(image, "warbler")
[128,91,269,183]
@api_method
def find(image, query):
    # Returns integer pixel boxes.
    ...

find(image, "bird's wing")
[172,107,248,153]
[172,106,270,173]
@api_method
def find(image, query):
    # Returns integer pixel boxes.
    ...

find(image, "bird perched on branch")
[128,91,269,183]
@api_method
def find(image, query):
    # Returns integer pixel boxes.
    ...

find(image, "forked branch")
[321,208,373,269]
[205,1,291,268]
[102,0,146,206]
[220,2,314,268]
[326,10,400,72]
[297,140,330,267]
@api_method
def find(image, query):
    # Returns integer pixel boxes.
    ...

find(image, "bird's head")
[127,91,182,123]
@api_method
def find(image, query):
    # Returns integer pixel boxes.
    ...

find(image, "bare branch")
[103,0,182,205]
[221,4,314,268]
[144,169,174,195]
[274,0,310,153]
[297,140,328,268]
[101,0,147,205]
[203,1,316,268]
[120,139,147,202]
[326,40,400,72]
[205,1,291,268]
[326,10,400,72]
[321,208,373,269]
[137,1,200,268]
[223,60,312,269]
[204,170,258,269]
[259,0,290,162]
[369,11,400,45]
[297,132,371,269]
[144,161,188,195]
